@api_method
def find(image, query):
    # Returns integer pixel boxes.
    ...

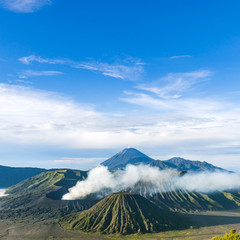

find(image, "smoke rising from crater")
[62,165,240,200]
[0,189,8,198]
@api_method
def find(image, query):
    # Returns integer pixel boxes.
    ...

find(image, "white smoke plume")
[0,189,8,198]
[62,165,240,200]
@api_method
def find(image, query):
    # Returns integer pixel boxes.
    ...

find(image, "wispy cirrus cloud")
[136,70,212,99]
[19,55,66,65]
[18,70,63,79]
[75,60,144,81]
[169,55,192,59]
[19,55,144,81]
[0,0,51,13]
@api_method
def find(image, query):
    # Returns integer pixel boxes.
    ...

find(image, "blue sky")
[0,0,240,171]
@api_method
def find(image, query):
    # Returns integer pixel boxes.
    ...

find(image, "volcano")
[101,148,154,170]
[60,192,189,234]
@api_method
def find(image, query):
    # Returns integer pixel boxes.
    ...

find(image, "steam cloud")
[62,165,240,200]
[0,189,8,198]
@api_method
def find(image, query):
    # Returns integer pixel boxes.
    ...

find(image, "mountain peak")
[101,148,154,170]
[119,147,146,156]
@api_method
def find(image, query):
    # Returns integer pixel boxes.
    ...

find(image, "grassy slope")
[0,169,99,220]
[6,170,65,194]
[128,184,240,212]
[149,191,240,212]
[60,192,190,234]
[6,169,88,194]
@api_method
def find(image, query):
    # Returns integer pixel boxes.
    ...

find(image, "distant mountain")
[60,192,190,234]
[0,149,228,189]
[101,148,228,172]
[144,159,174,169]
[0,165,47,188]
[162,157,227,172]
[101,148,154,170]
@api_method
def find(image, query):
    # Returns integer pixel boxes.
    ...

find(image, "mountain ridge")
[101,148,228,172]
[162,157,226,172]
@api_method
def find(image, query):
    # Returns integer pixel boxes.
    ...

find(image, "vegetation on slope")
[211,229,240,240]
[127,182,240,212]
[6,170,65,194]
[60,192,190,234]
[148,190,240,212]
[6,169,87,195]
[0,169,99,220]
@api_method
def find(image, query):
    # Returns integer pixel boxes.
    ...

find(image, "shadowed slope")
[0,165,46,188]
[60,192,189,234]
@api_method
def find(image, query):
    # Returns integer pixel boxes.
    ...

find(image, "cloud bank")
[0,81,240,165]
[62,165,240,200]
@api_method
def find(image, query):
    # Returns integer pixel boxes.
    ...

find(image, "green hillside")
[6,169,87,195]
[60,192,190,234]
[147,190,240,212]
[0,169,99,220]
[126,182,240,212]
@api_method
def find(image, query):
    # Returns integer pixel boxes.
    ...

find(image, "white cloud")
[0,0,51,13]
[63,165,240,200]
[75,60,144,81]
[1,82,240,170]
[19,70,63,79]
[137,70,212,99]
[19,55,144,81]
[169,55,192,59]
[19,55,66,65]
[121,70,228,120]
[119,71,240,171]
